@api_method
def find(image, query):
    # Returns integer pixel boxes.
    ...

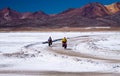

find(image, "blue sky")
[0,0,120,14]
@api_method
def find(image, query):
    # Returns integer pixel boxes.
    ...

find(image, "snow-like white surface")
[0,31,120,73]
[75,33,120,59]
[85,27,111,29]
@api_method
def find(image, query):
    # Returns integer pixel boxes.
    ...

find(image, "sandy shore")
[0,70,119,76]
[0,27,120,32]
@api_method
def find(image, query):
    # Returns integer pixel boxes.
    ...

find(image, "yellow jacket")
[62,37,67,43]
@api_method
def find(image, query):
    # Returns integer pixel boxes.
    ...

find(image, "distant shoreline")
[0,27,120,32]
[0,70,119,76]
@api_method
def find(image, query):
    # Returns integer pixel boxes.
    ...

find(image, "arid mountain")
[0,7,21,20]
[21,12,33,19]
[106,2,120,14]
[59,2,110,18]
[79,2,110,17]
[0,2,120,30]
[21,11,48,19]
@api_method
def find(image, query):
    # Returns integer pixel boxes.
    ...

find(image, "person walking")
[62,37,67,49]
[48,36,52,46]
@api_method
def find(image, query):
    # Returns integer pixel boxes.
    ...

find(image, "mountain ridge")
[105,2,120,14]
[0,2,120,30]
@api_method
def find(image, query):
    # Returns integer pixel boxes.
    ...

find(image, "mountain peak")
[105,2,120,14]
[58,2,110,18]
[21,11,48,19]
[0,7,21,20]
[79,2,109,17]
[33,11,48,16]
[59,8,75,15]
[2,7,11,13]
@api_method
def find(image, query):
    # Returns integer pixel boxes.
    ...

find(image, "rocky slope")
[105,2,120,14]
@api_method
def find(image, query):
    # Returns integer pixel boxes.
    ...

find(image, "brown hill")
[106,2,120,14]
[0,7,21,20]
[45,2,120,27]
[21,11,48,19]
[59,2,110,18]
